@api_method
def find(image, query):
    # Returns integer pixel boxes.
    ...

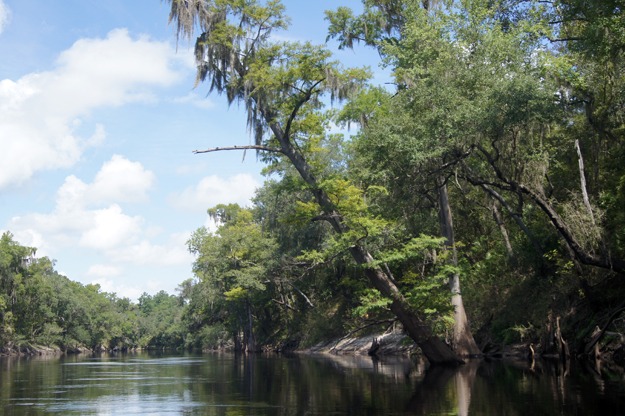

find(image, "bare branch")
[548,37,583,43]
[193,145,283,154]
[283,281,315,308]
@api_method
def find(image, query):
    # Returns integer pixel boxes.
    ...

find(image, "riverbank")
[303,332,419,356]
[1,344,64,357]
[0,344,129,357]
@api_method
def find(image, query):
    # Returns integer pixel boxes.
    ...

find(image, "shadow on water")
[1,351,625,415]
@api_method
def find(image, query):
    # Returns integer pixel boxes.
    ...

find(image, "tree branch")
[584,302,625,355]
[548,37,583,43]
[284,79,324,139]
[193,145,284,154]
[284,281,315,308]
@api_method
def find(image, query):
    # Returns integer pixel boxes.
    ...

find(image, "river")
[1,352,624,415]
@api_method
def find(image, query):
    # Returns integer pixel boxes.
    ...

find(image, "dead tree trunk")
[575,139,595,224]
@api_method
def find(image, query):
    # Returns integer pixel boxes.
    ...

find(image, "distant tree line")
[0,232,185,353]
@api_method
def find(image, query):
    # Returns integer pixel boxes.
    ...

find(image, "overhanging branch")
[193,145,284,154]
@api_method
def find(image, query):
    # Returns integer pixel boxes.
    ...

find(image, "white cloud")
[87,264,121,277]
[89,155,156,204]
[8,155,153,254]
[0,0,9,34]
[170,173,260,212]
[90,277,143,300]
[6,155,194,274]
[109,238,193,266]
[105,231,193,267]
[79,204,143,250]
[0,29,184,189]
[54,154,155,212]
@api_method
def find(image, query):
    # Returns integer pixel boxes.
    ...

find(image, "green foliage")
[137,290,184,349]
[0,232,189,352]
[187,204,280,348]
[194,323,231,350]
[501,323,537,344]
[323,0,624,349]
[353,289,392,318]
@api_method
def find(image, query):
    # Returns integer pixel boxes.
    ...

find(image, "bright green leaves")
[352,234,455,331]
[373,234,446,266]
[353,289,392,317]
[191,205,276,298]
[294,178,392,263]
[224,286,248,301]
[187,204,282,349]
[244,40,369,157]
[335,86,391,129]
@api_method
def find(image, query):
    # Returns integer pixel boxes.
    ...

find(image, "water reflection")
[1,352,624,415]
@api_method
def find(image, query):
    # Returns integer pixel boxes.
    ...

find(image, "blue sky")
[0,1,378,299]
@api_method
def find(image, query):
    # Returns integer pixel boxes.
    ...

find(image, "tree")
[188,205,278,352]
[167,0,462,364]
[328,0,482,356]
[137,291,184,348]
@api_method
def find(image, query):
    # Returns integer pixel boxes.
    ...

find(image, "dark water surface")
[1,351,624,415]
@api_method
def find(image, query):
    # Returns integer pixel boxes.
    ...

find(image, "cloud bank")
[8,154,191,266]
[0,29,184,190]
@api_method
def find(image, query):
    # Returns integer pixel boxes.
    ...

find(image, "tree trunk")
[437,177,481,357]
[575,139,595,224]
[350,245,464,364]
[233,330,242,353]
[491,200,514,258]
[244,301,259,353]
[267,120,463,365]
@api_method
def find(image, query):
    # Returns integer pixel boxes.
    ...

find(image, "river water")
[1,352,624,415]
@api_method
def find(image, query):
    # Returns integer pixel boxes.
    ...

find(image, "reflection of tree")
[232,353,424,415]
[455,363,479,416]
[405,361,479,415]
